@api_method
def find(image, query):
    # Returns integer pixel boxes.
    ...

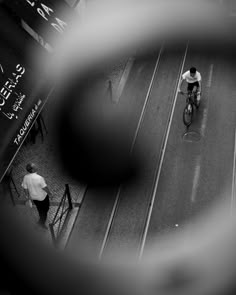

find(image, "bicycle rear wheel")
[183,104,193,127]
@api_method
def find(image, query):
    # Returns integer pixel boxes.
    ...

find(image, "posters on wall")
[3,0,77,49]
[0,6,51,181]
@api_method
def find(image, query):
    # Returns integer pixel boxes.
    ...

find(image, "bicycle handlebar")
[179,90,200,95]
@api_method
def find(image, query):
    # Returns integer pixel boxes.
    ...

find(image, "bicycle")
[181,88,200,127]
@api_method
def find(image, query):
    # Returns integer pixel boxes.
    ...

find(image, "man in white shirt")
[178,66,202,105]
[22,163,52,229]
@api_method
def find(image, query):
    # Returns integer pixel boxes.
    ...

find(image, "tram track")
[138,42,189,259]
[99,45,164,259]
[99,43,189,260]
[66,47,163,258]
[68,41,235,261]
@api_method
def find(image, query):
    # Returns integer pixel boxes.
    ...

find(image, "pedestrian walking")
[22,163,52,229]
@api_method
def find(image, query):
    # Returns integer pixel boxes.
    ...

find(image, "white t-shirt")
[22,173,47,201]
[182,70,201,83]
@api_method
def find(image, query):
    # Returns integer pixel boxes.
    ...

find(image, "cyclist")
[178,66,202,106]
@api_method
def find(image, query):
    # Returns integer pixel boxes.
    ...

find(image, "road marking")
[206,64,214,87]
[114,57,135,103]
[230,129,236,217]
[200,64,213,137]
[139,43,189,260]
[191,156,201,203]
[130,45,164,153]
[98,187,121,260]
[200,107,208,137]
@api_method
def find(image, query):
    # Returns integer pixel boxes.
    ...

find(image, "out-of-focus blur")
[1,0,236,295]
[50,73,143,187]
[40,0,230,83]
[34,0,233,187]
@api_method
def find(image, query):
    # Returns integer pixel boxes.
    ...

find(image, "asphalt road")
[144,43,236,250]
[67,41,236,262]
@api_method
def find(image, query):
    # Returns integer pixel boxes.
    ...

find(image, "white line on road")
[130,45,164,153]
[200,107,208,137]
[98,186,121,260]
[200,64,213,136]
[191,156,201,203]
[206,64,214,87]
[114,57,135,103]
[230,129,236,217]
[138,43,189,260]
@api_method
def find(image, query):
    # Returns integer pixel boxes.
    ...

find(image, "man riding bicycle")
[178,66,201,105]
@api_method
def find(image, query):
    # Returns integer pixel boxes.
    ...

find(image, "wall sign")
[3,0,75,45]
[0,8,52,182]
[21,20,53,52]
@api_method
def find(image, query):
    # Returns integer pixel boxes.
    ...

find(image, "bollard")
[108,80,113,102]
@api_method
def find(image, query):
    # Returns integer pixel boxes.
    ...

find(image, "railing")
[49,184,73,247]
[3,168,20,206]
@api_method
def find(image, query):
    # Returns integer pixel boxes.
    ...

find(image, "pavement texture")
[9,98,86,249]
[7,56,129,249]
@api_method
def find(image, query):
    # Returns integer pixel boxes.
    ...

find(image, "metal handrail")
[49,184,73,247]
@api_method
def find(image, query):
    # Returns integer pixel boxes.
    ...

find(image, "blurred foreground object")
[1,0,236,295]
[37,0,232,187]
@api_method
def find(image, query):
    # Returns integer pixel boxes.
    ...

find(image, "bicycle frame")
[182,90,198,127]
[186,90,197,105]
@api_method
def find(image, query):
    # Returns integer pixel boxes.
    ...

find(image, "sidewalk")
[8,55,130,249]
[10,101,86,248]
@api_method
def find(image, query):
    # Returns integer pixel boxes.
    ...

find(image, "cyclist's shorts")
[187,81,200,91]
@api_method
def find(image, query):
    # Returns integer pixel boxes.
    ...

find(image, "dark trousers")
[33,195,50,225]
[187,81,200,92]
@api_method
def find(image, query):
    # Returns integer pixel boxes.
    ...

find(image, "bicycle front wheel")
[183,104,193,127]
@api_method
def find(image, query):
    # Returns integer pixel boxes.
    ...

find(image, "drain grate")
[183,131,201,142]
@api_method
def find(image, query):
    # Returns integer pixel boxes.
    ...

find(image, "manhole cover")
[183,131,201,142]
